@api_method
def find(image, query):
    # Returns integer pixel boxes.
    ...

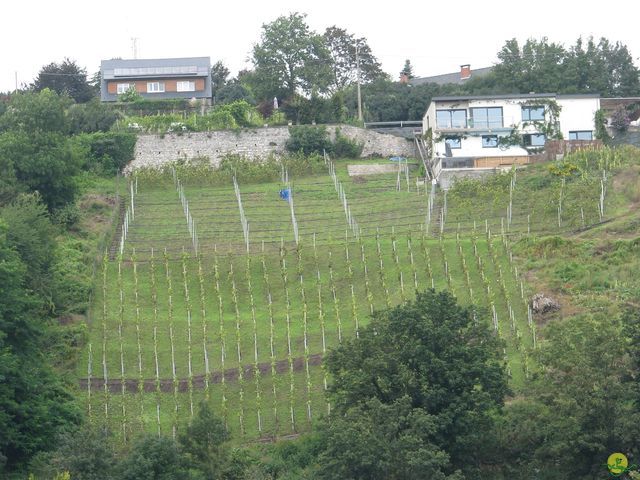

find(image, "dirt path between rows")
[79,353,323,394]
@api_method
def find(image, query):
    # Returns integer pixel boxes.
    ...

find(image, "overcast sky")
[1,0,639,93]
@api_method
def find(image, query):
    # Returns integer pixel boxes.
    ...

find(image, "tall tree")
[492,36,640,96]
[210,61,230,100]
[0,219,81,474]
[316,290,509,479]
[179,401,230,479]
[251,12,333,101]
[400,59,414,79]
[32,58,95,103]
[322,26,384,92]
[495,314,640,478]
[0,90,82,210]
[493,37,567,93]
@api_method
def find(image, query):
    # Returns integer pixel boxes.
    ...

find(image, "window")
[117,83,134,94]
[523,133,546,147]
[482,135,499,148]
[436,109,467,128]
[176,81,196,92]
[522,106,545,121]
[444,136,461,149]
[147,82,165,93]
[114,66,198,76]
[471,107,503,128]
[569,131,593,140]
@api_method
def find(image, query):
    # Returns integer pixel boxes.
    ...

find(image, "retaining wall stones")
[127,125,415,172]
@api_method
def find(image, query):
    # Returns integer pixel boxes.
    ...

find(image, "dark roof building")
[409,64,493,86]
[100,57,212,103]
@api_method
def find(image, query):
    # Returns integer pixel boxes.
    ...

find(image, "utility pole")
[131,37,139,59]
[355,43,363,123]
[14,71,18,93]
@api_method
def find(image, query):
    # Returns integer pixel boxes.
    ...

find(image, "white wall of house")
[423,95,599,158]
[557,97,600,138]
[432,135,528,158]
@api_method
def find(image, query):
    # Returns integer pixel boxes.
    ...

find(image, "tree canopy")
[316,289,509,479]
[32,58,96,103]
[323,26,384,92]
[251,12,333,100]
[490,36,640,96]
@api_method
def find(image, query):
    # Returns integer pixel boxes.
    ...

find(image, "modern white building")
[422,93,600,172]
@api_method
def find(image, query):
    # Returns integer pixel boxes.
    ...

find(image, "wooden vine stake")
[150,249,162,436]
[163,249,179,438]
[245,254,262,433]
[131,249,145,429]
[312,234,331,415]
[213,247,227,427]
[228,260,245,435]
[279,241,296,432]
[260,243,278,429]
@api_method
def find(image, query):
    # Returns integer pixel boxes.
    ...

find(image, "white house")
[422,93,600,171]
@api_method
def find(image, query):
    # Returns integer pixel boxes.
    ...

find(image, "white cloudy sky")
[1,0,639,92]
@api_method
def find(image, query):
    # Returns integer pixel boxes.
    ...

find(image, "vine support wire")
[233,176,250,251]
[599,169,606,220]
[288,181,300,245]
[175,175,199,255]
[324,151,359,238]
[404,159,410,192]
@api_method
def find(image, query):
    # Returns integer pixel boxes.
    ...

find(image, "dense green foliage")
[489,37,640,97]
[315,290,508,479]
[67,99,120,134]
[31,58,96,103]
[120,100,264,133]
[0,89,126,476]
[75,131,137,174]
[285,125,363,157]
[285,125,333,155]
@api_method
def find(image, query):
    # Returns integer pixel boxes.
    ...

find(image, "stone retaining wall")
[127,125,415,172]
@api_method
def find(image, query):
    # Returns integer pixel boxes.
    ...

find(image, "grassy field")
[82,148,633,442]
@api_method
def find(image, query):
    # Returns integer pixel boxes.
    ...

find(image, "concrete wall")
[127,125,416,172]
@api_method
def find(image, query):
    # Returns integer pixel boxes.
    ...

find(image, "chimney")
[399,73,409,84]
[460,64,471,80]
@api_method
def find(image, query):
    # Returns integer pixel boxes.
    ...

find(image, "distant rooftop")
[432,93,600,102]
[409,65,493,86]
[101,57,210,80]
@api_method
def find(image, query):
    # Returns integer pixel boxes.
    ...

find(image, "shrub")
[67,100,120,134]
[285,125,333,155]
[53,203,81,229]
[610,106,631,131]
[76,132,137,174]
[332,128,364,158]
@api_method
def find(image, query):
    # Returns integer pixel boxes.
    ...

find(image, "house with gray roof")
[408,64,493,86]
[100,57,212,103]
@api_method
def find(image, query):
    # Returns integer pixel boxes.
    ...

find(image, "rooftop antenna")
[131,37,139,59]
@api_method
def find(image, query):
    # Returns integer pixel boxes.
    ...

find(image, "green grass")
[82,150,636,440]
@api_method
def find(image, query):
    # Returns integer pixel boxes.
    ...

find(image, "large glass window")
[177,81,195,92]
[436,109,467,128]
[482,135,499,148]
[444,136,461,149]
[471,107,503,128]
[569,131,593,140]
[522,106,545,121]
[147,82,165,93]
[523,133,546,147]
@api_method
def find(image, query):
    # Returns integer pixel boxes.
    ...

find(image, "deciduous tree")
[251,13,333,101]
[322,26,384,92]
[316,289,509,479]
[32,58,95,103]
